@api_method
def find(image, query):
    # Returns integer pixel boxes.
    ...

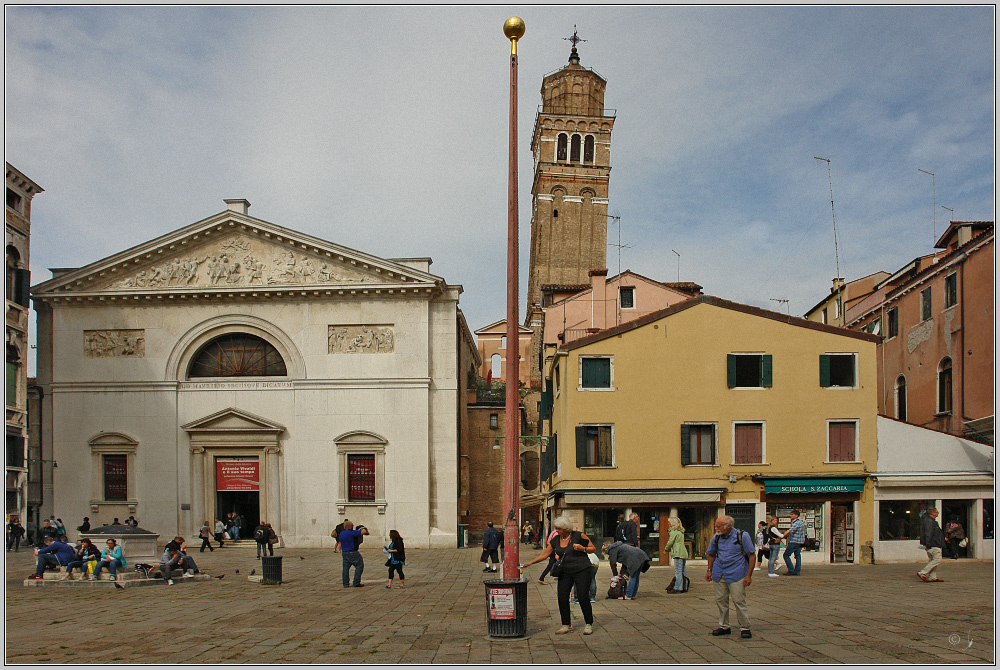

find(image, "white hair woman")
[520,515,597,635]
[664,516,689,593]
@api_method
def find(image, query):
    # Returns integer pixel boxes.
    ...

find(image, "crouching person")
[159,536,194,584]
[92,538,128,581]
[63,538,101,580]
[29,536,76,580]
[605,540,649,600]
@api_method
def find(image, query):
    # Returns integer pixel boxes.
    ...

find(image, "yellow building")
[542,296,880,566]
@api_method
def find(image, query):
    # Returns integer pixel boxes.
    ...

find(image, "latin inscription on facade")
[179,381,294,390]
[84,330,145,358]
[111,235,374,289]
[328,325,395,354]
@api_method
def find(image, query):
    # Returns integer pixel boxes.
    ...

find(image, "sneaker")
[167,579,174,585]
[583,624,593,635]
[555,625,573,634]
[753,567,760,571]
[741,630,752,639]
[711,627,732,636]
[768,573,780,577]
[28,574,42,580]
[59,573,69,581]
[109,575,116,581]
[569,598,578,604]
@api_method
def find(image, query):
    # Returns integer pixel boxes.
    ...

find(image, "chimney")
[832,277,845,292]
[589,268,609,330]
[224,199,251,215]
[956,223,972,248]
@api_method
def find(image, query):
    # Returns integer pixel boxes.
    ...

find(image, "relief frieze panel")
[328,325,395,354]
[84,330,145,358]
[109,235,375,290]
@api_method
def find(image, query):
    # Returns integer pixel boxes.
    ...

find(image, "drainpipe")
[959,257,968,424]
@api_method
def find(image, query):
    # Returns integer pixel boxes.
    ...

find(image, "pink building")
[474,320,533,386]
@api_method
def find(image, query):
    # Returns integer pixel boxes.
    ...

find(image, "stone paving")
[4,544,994,664]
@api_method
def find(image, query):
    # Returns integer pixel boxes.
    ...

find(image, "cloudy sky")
[6,6,995,366]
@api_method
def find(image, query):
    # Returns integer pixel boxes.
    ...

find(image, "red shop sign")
[216,460,259,491]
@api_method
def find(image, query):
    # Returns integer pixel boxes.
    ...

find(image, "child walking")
[385,529,406,589]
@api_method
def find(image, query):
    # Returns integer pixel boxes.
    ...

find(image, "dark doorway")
[634,509,662,561]
[941,499,973,559]
[726,504,756,537]
[216,491,259,539]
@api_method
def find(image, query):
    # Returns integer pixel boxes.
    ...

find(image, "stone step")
[24,573,212,588]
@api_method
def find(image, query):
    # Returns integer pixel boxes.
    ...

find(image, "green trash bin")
[484,577,527,638]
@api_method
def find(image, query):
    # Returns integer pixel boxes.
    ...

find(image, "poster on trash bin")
[487,586,515,620]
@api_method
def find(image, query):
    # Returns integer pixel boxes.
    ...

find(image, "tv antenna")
[769,298,790,315]
[607,214,630,325]
[815,157,843,325]
[671,250,681,283]
[941,206,954,228]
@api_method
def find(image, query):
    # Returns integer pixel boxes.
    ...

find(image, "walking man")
[781,509,806,575]
[917,507,946,582]
[706,515,756,639]
[339,521,368,587]
[481,521,501,573]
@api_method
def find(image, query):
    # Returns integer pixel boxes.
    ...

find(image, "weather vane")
[563,25,586,49]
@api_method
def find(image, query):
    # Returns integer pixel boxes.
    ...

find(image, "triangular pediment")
[181,407,285,434]
[32,209,443,297]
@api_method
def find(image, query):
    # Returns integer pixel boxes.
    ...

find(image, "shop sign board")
[764,478,864,494]
[216,460,260,491]
[487,586,515,620]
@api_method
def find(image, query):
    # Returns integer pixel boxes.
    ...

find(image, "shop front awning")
[559,489,724,505]
[761,477,866,494]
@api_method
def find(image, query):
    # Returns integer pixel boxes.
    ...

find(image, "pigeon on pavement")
[250,569,256,575]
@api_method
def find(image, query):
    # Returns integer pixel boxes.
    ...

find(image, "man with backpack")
[253,521,270,559]
[705,515,756,639]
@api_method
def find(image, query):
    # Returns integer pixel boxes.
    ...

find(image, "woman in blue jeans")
[766,517,783,575]
[92,539,127,581]
[665,516,689,592]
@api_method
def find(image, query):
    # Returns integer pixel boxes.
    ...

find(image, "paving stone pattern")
[4,546,994,664]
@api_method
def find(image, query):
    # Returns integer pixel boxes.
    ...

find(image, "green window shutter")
[582,358,611,388]
[540,383,552,420]
[15,269,30,308]
[761,355,773,388]
[575,426,588,467]
[727,354,737,388]
[581,359,594,388]
[6,362,17,405]
[680,424,691,466]
[847,355,856,387]
[596,359,611,388]
[819,354,831,387]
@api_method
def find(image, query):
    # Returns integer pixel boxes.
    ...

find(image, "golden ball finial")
[504,16,525,41]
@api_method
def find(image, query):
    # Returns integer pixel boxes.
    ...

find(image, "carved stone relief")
[328,325,395,354]
[84,329,145,358]
[111,235,374,289]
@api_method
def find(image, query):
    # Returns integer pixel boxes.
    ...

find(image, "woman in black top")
[520,515,596,635]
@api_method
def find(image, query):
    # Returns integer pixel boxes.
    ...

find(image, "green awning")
[763,477,866,494]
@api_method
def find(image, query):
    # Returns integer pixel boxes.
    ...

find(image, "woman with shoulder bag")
[520,516,597,635]
[766,517,783,576]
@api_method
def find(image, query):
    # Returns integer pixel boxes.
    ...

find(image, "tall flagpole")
[502,16,524,582]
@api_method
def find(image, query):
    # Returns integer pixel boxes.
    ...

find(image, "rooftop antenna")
[941,206,954,228]
[607,213,629,326]
[918,169,936,242]
[671,249,681,283]
[769,298,790,315]
[814,157,843,326]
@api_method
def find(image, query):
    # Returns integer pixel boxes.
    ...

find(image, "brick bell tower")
[525,30,615,395]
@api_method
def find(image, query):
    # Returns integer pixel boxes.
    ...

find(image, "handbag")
[550,556,564,578]
[959,538,969,548]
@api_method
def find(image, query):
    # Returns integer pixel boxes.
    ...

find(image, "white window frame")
[684,421,718,467]
[731,421,767,466]
[89,432,139,510]
[578,423,615,468]
[729,352,768,390]
[619,285,636,311]
[578,355,615,391]
[335,432,388,515]
[825,418,861,464]
[824,352,859,390]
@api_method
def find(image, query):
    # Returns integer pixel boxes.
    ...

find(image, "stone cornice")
[34,284,442,305]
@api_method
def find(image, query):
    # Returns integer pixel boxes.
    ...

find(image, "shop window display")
[767,503,825,551]
[878,499,934,540]
[676,507,717,559]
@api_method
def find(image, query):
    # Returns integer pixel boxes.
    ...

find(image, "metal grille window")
[619,286,635,309]
[347,454,376,502]
[189,334,287,377]
[103,454,128,501]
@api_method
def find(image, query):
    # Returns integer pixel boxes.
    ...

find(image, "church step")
[24,573,212,588]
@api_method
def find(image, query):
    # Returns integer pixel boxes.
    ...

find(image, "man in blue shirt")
[339,521,369,587]
[30,537,75,579]
[781,510,807,575]
[705,515,756,638]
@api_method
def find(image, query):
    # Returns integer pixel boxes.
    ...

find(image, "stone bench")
[23,569,211,588]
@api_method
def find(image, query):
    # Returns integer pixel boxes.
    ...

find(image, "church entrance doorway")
[215,458,260,539]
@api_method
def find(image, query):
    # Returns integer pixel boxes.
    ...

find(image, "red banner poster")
[216,460,259,491]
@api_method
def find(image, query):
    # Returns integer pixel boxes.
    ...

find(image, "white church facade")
[32,200,471,548]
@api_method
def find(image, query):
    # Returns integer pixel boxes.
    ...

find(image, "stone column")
[190,447,206,531]
[264,447,281,534]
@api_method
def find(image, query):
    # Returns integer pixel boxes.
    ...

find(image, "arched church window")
[584,135,595,163]
[188,333,287,378]
[557,134,568,161]
[570,134,581,162]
